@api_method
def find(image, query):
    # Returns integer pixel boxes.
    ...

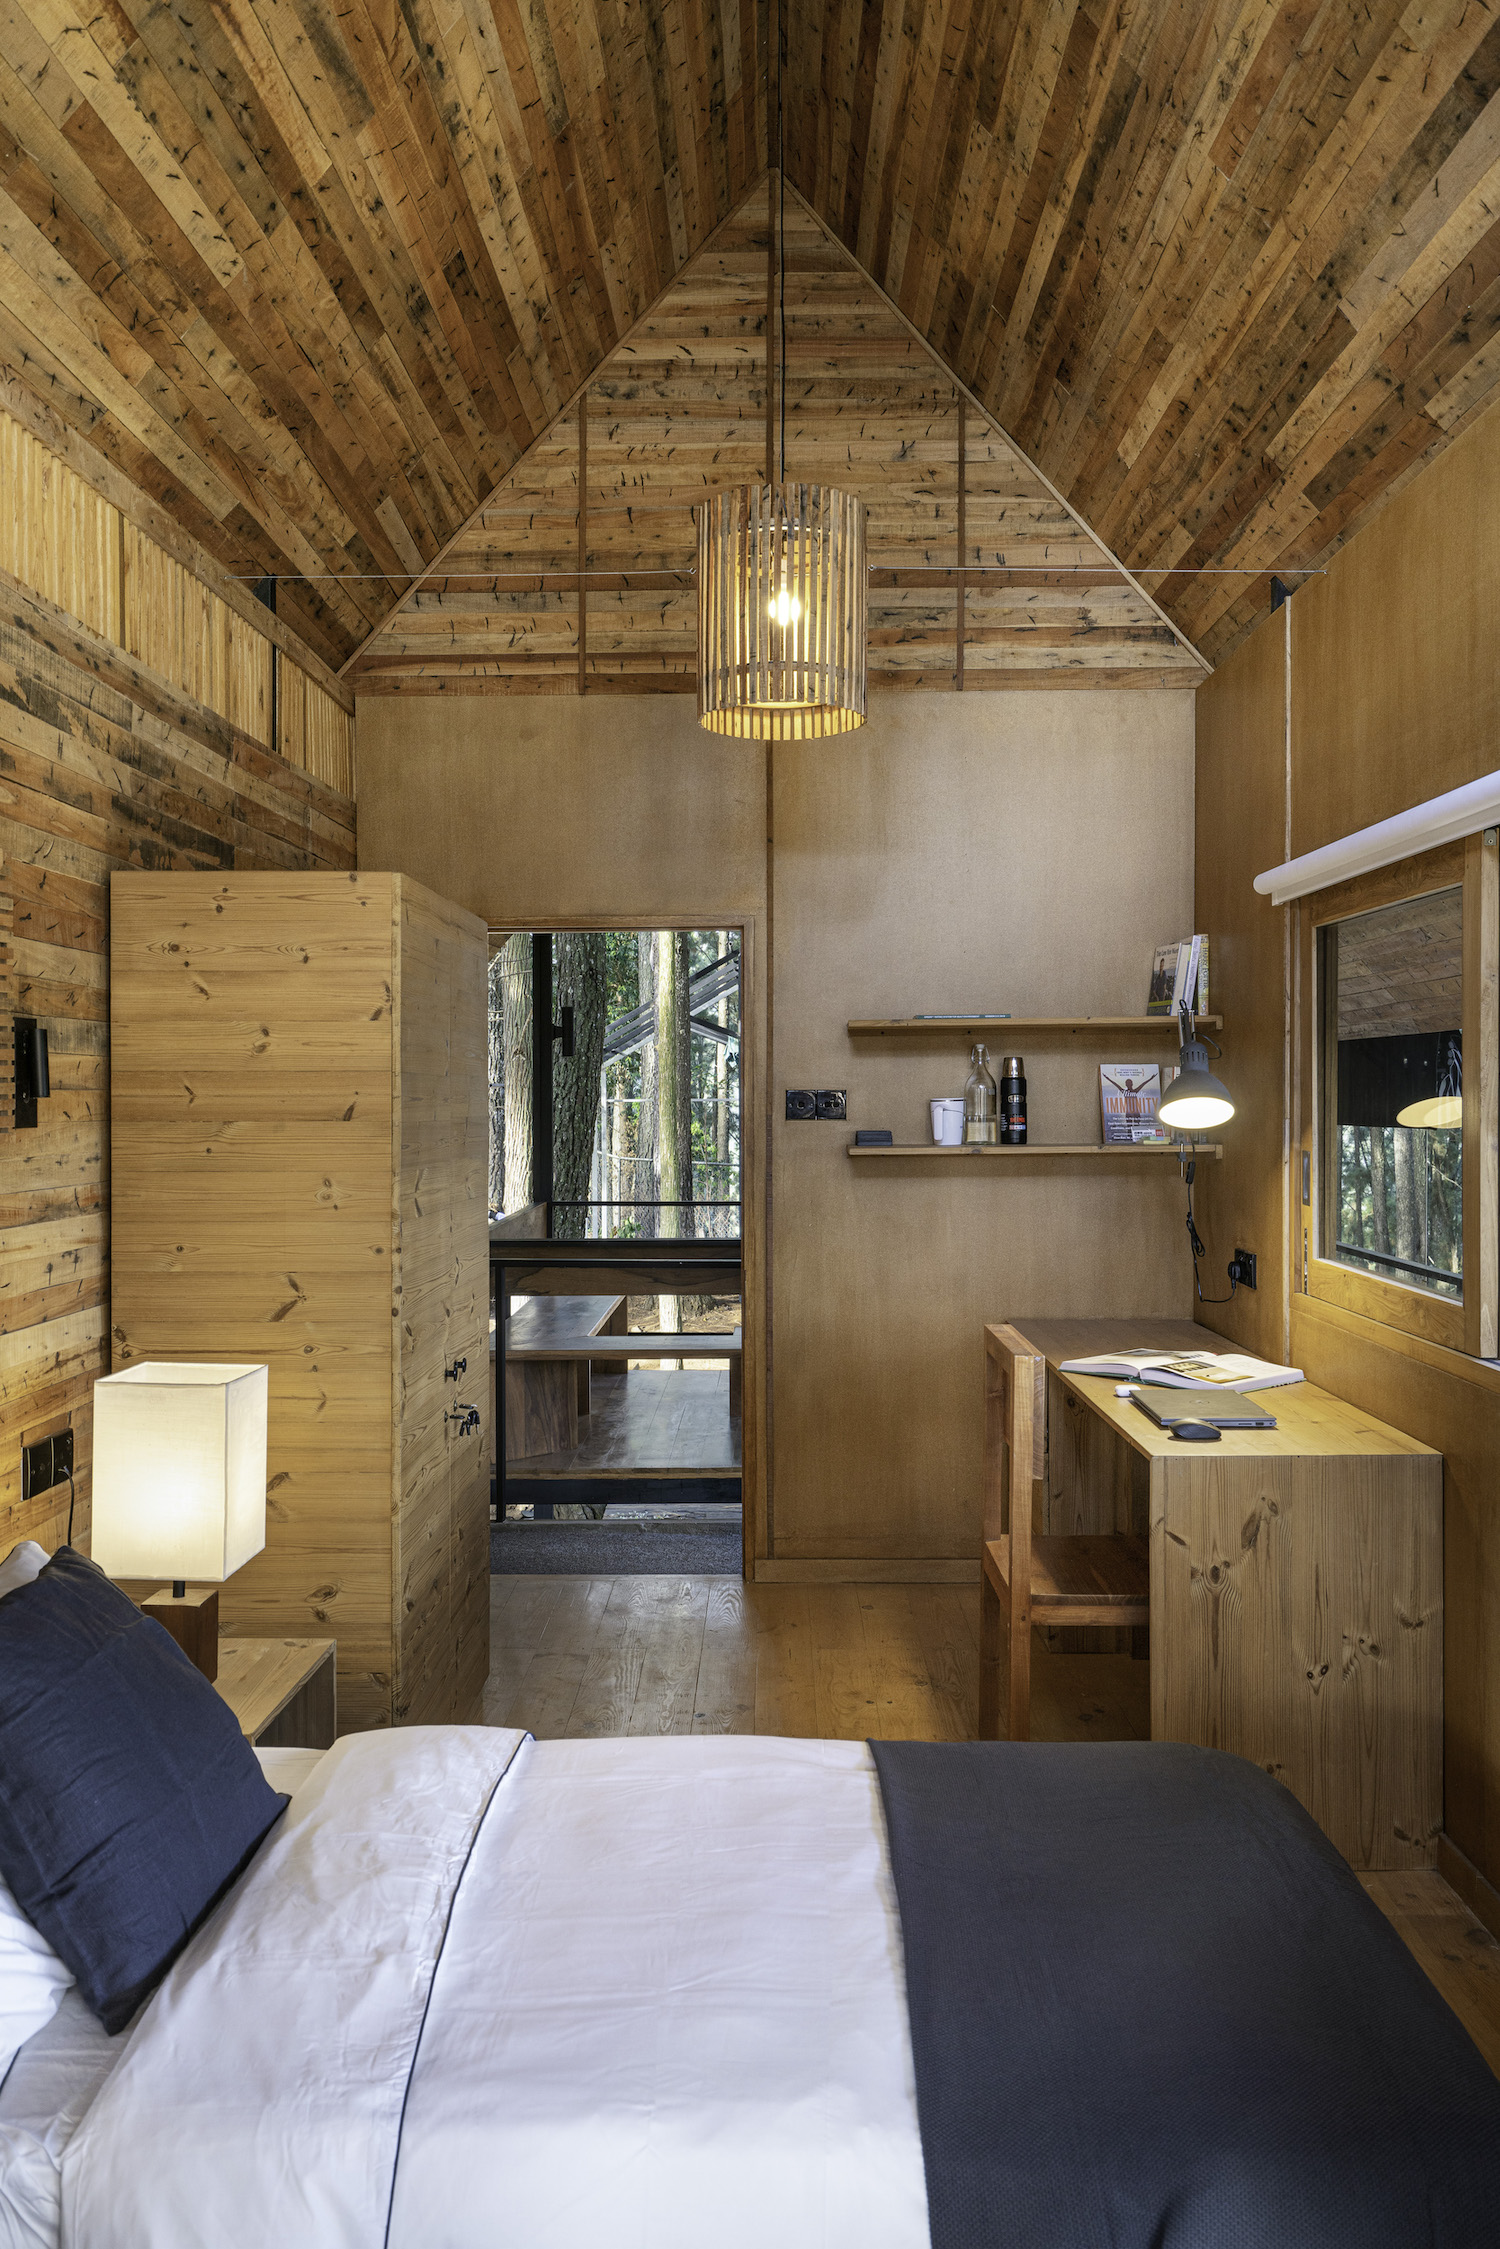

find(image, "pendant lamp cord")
[777,0,786,483]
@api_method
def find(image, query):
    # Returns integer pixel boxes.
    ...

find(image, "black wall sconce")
[14,1017,50,1129]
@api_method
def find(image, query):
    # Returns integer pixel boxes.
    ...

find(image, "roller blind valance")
[1254,770,1500,906]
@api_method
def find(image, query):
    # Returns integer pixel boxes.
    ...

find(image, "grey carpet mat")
[491,1523,741,1575]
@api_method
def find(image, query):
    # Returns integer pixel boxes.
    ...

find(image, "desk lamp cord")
[1180,1151,1239,1306]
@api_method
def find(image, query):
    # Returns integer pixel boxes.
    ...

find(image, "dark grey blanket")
[870,1741,1500,2249]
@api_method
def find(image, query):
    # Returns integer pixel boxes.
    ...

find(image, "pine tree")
[500,934,532,1213]
[553,931,607,1239]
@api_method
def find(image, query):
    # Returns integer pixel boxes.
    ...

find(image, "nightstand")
[216,1638,336,1750]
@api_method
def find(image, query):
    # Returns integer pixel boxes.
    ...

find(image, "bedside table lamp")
[90,1363,269,1682]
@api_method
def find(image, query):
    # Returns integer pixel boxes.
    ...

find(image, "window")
[1307,834,1497,1356]
[1322,887,1463,1302]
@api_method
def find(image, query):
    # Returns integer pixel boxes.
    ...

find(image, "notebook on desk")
[1128,1387,1278,1431]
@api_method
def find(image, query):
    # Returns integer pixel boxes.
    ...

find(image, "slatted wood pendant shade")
[697,482,867,738]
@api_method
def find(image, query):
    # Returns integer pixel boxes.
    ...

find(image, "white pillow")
[0,1877,74,2077]
[0,1542,49,1600]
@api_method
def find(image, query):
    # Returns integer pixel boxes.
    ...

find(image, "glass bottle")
[964,1044,998,1145]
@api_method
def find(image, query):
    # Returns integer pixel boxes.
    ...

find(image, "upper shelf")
[846,1015,1223,1036]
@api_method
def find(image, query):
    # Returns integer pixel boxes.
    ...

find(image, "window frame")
[1302,833,1498,1357]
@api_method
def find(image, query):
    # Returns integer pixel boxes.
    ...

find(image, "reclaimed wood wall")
[0,408,356,1566]
[353,180,1203,694]
[790,3,1500,666]
[0,0,768,666]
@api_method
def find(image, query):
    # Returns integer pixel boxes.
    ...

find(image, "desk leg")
[979,1573,1001,1739]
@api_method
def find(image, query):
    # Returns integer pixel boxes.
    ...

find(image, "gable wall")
[357,681,1197,1575]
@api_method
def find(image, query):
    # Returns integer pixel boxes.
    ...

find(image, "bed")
[3,1551,1499,2248]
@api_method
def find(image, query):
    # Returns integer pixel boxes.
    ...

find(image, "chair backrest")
[984,1325,1046,1614]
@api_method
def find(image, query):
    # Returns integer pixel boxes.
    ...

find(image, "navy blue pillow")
[0,1546,287,2032]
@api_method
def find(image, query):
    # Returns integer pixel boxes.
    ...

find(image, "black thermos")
[1000,1055,1027,1145]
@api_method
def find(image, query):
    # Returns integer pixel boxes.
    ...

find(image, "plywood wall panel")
[1289,402,1500,857]
[359,684,1197,1576]
[1192,608,1288,1365]
[770,689,1197,1559]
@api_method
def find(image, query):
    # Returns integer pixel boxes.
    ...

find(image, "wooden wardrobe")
[110,872,490,1730]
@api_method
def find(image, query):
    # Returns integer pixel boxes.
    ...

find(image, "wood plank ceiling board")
[351,176,1204,692]
[786,0,1500,665]
[0,0,768,671]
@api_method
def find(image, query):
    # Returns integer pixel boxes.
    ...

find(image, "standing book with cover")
[1100,1062,1164,1144]
[1145,942,1182,1015]
[1178,934,1203,1017]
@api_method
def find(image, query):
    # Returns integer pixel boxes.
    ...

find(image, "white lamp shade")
[91,1363,268,1583]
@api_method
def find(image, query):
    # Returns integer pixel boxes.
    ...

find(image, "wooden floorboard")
[481,1572,1500,2075]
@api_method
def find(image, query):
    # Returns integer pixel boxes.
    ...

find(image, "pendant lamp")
[696,1,867,740]
[697,482,867,739]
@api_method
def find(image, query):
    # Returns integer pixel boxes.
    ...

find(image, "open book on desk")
[1058,1349,1304,1394]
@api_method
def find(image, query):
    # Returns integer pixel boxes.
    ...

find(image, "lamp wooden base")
[143,1586,220,1680]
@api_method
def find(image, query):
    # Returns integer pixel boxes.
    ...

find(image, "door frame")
[487,913,765,1581]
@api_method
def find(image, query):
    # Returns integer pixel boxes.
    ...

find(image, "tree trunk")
[487,948,504,1212]
[635,933,659,1239]
[1368,1128,1390,1254]
[552,931,607,1240]
[715,929,730,1168]
[1393,1128,1419,1265]
[500,933,532,1214]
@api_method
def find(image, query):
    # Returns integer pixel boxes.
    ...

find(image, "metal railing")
[1335,1240,1462,1289]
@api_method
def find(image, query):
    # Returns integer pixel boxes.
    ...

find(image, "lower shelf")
[846,1141,1223,1160]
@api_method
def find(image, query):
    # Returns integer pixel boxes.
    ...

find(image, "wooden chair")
[978,1323,1150,1740]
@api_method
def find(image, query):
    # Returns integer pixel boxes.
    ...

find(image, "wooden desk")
[988,1318,1442,1872]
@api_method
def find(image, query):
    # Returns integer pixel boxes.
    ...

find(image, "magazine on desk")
[1059,1349,1304,1394]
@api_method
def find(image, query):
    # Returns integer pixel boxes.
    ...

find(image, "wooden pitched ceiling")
[8,3,1500,675]
[351,177,1204,691]
[0,0,765,668]
[787,0,1500,663]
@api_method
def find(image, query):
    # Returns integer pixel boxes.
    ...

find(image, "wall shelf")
[847,1141,1222,1161]
[846,1015,1222,1037]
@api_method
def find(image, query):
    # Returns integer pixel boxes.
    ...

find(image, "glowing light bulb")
[770,585,801,627]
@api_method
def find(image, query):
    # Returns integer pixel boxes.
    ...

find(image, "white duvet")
[57,1730,929,2247]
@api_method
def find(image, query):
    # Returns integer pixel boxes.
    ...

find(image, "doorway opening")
[489,930,743,1572]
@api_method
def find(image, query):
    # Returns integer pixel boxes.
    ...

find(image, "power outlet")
[21,1426,73,1505]
[815,1089,847,1120]
[785,1089,817,1120]
[1230,1248,1257,1290]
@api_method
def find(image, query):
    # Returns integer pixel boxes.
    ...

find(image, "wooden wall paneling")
[109,873,486,1732]
[789,4,1500,668]
[768,687,1197,1566]
[1289,404,1500,856]
[1192,606,1289,1365]
[352,181,1205,695]
[1,413,119,645]
[0,384,355,708]
[1,572,354,1570]
[0,2,767,665]
[393,880,490,1726]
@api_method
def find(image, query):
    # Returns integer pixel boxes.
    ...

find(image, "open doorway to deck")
[489,929,743,1573]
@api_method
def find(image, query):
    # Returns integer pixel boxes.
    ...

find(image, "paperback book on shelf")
[1144,935,1209,1016]
[1100,1062,1166,1144]
[1059,1349,1304,1394]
